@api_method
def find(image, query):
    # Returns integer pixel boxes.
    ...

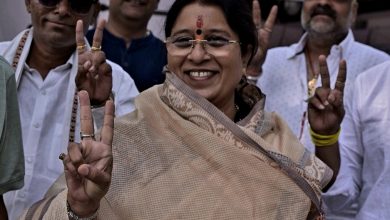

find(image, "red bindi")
[196,15,203,29]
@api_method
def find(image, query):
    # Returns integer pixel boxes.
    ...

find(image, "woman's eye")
[172,37,193,47]
[206,37,229,47]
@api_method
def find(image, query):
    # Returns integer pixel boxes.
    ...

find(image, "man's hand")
[308,55,346,187]
[246,1,278,77]
[308,55,346,134]
[75,20,112,106]
[63,91,114,217]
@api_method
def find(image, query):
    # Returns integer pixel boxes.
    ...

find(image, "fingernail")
[319,104,325,110]
[324,100,329,106]
[83,61,91,69]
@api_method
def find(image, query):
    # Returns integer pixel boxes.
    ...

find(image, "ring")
[59,153,66,161]
[77,44,86,51]
[91,45,102,52]
[335,81,345,89]
[80,132,95,140]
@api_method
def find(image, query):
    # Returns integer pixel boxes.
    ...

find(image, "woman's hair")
[165,0,258,63]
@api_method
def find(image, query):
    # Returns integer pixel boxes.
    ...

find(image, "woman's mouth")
[188,71,216,80]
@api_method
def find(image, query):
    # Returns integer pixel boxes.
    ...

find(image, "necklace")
[305,46,319,98]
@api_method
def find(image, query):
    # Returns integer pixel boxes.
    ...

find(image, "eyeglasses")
[281,0,352,3]
[165,36,240,57]
[39,0,98,14]
[294,0,352,3]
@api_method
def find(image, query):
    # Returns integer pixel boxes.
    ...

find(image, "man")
[252,0,389,218]
[0,56,24,219]
[86,0,167,92]
[0,0,139,219]
[256,0,389,151]
[323,60,390,219]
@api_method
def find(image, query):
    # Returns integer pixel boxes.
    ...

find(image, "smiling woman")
[19,0,342,219]
[164,3,252,119]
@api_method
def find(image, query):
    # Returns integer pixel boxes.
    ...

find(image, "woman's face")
[166,3,250,111]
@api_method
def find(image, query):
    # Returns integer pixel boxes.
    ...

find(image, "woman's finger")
[100,100,115,146]
[79,91,95,145]
[68,142,84,169]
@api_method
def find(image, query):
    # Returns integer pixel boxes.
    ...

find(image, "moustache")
[311,4,336,19]
[123,0,148,4]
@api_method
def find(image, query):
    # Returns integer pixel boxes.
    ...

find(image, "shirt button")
[26,157,33,163]
[33,123,40,128]
[41,90,47,95]
[19,192,26,198]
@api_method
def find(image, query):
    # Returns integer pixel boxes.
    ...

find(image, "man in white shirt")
[257,0,389,152]
[0,0,139,219]
[252,0,389,218]
[323,60,390,219]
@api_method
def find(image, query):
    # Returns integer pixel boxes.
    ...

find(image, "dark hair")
[165,0,258,63]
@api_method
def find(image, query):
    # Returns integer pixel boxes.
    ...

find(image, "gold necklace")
[305,46,319,98]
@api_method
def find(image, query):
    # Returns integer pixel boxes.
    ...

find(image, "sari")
[21,72,332,220]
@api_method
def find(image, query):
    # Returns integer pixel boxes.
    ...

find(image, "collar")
[103,28,155,48]
[286,29,355,59]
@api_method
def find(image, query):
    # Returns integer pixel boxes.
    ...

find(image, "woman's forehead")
[171,4,230,33]
[176,4,226,25]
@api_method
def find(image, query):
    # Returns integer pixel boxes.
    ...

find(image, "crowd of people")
[0,0,389,219]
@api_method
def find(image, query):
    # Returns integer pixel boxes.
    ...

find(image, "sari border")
[164,72,324,216]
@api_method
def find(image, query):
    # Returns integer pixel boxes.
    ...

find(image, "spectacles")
[39,0,98,15]
[281,0,352,3]
[165,36,240,57]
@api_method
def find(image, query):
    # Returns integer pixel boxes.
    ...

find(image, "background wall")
[0,0,31,41]
[1,0,389,53]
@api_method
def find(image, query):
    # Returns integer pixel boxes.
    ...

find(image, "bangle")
[67,201,98,220]
[310,127,341,147]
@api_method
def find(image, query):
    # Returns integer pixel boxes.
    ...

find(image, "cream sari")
[21,72,332,220]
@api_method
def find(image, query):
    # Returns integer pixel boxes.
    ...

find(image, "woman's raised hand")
[63,91,114,217]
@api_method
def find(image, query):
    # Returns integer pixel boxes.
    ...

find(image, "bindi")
[195,15,203,36]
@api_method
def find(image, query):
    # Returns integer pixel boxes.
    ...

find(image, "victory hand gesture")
[308,55,346,185]
[62,91,114,217]
[246,0,278,77]
[308,55,346,135]
[75,20,112,106]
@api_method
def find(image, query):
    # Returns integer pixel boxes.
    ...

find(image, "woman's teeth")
[189,71,213,77]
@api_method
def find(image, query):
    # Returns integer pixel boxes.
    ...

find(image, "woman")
[21,0,345,219]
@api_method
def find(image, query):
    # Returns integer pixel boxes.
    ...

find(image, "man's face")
[25,0,97,49]
[109,0,159,22]
[301,0,357,36]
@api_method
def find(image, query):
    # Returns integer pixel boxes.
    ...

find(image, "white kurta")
[323,60,390,219]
